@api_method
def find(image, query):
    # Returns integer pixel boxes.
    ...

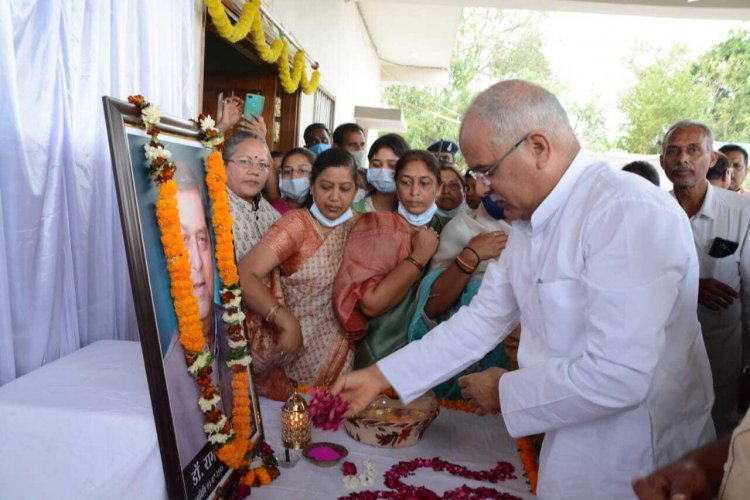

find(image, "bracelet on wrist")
[463,246,481,266]
[264,304,281,324]
[406,255,424,272]
[455,255,477,274]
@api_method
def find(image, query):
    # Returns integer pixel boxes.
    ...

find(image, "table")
[255,399,534,499]
[0,340,534,499]
[0,340,165,499]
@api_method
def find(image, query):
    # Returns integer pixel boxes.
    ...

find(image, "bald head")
[461,80,577,149]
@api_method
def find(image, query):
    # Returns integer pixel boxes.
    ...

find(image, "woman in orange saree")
[237,148,362,400]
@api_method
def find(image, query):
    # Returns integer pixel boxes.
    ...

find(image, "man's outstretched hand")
[331,365,391,417]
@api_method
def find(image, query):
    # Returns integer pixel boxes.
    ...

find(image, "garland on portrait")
[127,94,279,489]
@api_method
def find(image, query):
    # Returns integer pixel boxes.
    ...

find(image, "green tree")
[617,46,712,154]
[695,30,750,142]
[568,101,611,152]
[384,8,557,162]
[617,30,750,153]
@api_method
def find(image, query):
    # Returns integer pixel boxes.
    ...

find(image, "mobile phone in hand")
[244,93,265,118]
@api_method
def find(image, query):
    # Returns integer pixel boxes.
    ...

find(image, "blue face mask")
[398,201,438,227]
[309,202,354,228]
[367,168,396,193]
[481,194,505,220]
[308,143,331,156]
[280,177,310,204]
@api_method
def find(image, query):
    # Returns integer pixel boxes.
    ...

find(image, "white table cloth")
[0,340,534,499]
[254,399,534,499]
[0,340,166,499]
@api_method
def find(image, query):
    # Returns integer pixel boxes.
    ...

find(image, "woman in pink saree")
[237,148,362,400]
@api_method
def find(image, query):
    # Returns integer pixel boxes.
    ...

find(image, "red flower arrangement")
[298,386,538,495]
[338,457,521,500]
[342,461,358,477]
[309,387,349,431]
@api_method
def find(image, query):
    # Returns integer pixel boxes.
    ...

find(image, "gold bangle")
[455,255,477,274]
[463,246,481,266]
[264,304,280,324]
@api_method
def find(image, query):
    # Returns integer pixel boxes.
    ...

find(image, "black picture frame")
[103,96,264,499]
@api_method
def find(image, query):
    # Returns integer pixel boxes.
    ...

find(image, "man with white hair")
[333,80,715,499]
[661,121,750,436]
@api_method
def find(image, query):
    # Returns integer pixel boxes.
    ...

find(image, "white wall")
[265,0,383,144]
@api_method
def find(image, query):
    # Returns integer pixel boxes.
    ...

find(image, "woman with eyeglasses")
[223,132,281,260]
[271,147,316,215]
[352,133,411,213]
[238,148,363,400]
[334,150,450,368]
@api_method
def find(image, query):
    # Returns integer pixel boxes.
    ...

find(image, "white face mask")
[353,188,367,203]
[398,201,438,227]
[350,149,367,170]
[366,168,396,193]
[437,201,467,219]
[309,202,354,227]
[279,177,310,204]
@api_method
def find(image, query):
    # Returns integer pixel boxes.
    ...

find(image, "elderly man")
[162,164,237,469]
[333,80,714,499]
[661,122,750,436]
[719,144,749,195]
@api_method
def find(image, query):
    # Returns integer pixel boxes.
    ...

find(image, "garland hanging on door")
[204,0,321,95]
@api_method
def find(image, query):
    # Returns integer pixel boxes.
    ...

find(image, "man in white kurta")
[661,122,750,436]
[333,81,715,499]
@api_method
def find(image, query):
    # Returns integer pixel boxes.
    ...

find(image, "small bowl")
[302,442,348,467]
[343,391,439,448]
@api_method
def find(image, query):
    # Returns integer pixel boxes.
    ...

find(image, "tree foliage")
[383,9,557,160]
[617,30,750,153]
[697,30,750,141]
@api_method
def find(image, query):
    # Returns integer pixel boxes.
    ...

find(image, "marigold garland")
[203,0,320,94]
[516,437,538,494]
[127,95,278,489]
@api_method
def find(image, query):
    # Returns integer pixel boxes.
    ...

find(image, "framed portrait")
[103,96,264,499]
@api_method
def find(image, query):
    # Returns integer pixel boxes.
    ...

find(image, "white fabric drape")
[0,0,199,385]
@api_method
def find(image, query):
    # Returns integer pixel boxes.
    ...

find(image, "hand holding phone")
[244,93,265,119]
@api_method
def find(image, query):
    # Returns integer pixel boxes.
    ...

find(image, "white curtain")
[0,0,200,385]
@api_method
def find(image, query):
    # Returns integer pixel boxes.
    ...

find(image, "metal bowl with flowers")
[342,391,439,448]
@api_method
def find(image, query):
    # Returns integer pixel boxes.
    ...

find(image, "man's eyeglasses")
[225,157,271,171]
[469,134,529,186]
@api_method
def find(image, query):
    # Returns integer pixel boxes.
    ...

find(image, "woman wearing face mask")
[223,132,280,259]
[407,201,520,399]
[238,148,362,399]
[333,150,449,368]
[352,134,410,213]
[271,147,315,215]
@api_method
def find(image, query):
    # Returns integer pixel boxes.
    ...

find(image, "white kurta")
[378,153,715,499]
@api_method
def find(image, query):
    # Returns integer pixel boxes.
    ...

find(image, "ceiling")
[356,0,750,86]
